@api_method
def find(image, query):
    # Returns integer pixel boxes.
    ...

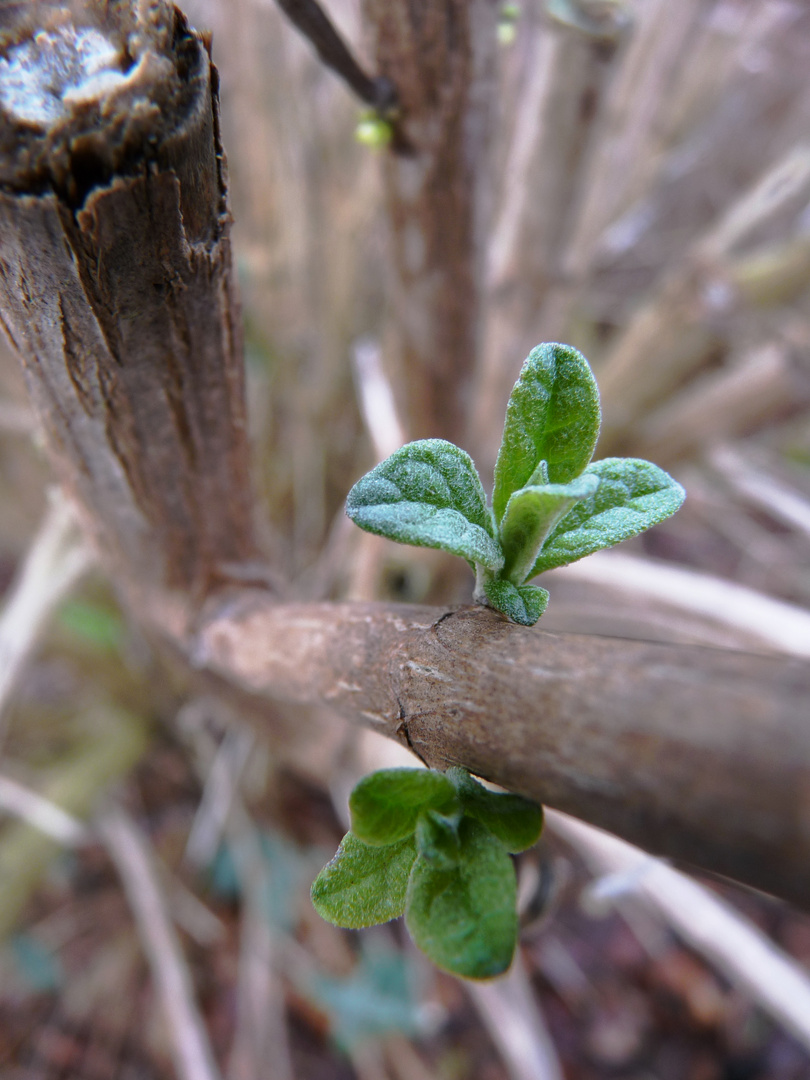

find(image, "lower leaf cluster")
[310,767,543,980]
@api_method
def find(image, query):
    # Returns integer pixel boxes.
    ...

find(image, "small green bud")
[355,115,392,149]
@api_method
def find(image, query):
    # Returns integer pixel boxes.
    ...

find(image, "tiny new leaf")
[447,768,544,853]
[349,768,458,846]
[311,833,416,928]
[405,818,518,979]
[415,809,463,870]
[499,474,599,584]
[481,577,549,627]
[343,343,684,627]
[346,439,503,571]
[492,343,601,523]
[530,457,686,576]
[312,768,545,979]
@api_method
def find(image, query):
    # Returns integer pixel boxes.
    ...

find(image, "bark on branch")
[1,1,808,910]
[194,595,810,909]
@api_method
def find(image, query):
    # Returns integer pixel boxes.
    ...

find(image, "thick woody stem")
[0,0,256,637]
[195,595,810,911]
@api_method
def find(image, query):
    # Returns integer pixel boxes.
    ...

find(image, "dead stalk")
[0,488,93,744]
[99,806,223,1080]
[548,810,810,1053]
[468,954,564,1080]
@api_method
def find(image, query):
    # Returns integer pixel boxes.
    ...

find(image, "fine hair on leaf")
[344,344,684,625]
[311,767,545,979]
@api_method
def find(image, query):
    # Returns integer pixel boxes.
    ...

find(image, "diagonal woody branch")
[194,595,810,910]
[1,1,809,911]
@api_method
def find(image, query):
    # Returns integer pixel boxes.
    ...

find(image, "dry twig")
[0,488,93,744]
[558,551,810,657]
[0,773,89,846]
[468,954,564,1080]
[548,809,810,1054]
[99,805,223,1080]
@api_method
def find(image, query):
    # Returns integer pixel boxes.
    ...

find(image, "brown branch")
[272,0,397,113]
[1,1,809,912]
[193,594,810,909]
[361,0,498,444]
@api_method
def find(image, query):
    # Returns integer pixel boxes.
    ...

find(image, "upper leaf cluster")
[346,343,685,624]
[310,767,543,980]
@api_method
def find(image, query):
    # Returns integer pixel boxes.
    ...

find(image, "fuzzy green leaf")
[447,768,544,853]
[350,769,458,847]
[530,457,686,576]
[499,474,599,584]
[415,810,463,870]
[346,440,503,571]
[492,344,601,524]
[311,833,417,929]
[405,819,517,979]
[481,577,549,626]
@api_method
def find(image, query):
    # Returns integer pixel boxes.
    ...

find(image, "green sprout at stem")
[344,342,685,626]
[311,344,687,981]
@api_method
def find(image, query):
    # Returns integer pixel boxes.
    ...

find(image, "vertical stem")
[0,2,257,637]
[362,0,498,443]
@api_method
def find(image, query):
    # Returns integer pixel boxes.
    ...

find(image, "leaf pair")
[346,343,685,624]
[310,767,543,980]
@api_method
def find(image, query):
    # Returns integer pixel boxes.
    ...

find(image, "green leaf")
[499,474,599,584]
[346,440,503,571]
[481,577,549,626]
[446,769,544,853]
[492,343,601,524]
[526,459,550,486]
[405,819,517,979]
[350,769,458,847]
[311,833,417,929]
[415,810,463,870]
[530,457,686,576]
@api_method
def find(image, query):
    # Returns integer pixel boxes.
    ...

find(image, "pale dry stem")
[0,486,94,746]
[547,809,810,1053]
[0,773,89,846]
[556,551,810,657]
[467,953,564,1080]
[708,443,810,540]
[99,806,223,1080]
